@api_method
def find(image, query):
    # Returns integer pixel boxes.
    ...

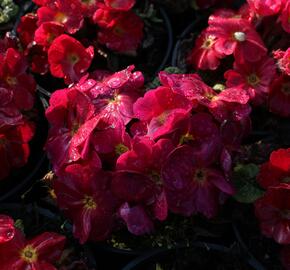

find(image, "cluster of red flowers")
[188,0,290,115]
[0,36,36,180]
[44,63,260,242]
[254,148,290,269]
[0,214,65,269]
[17,0,144,83]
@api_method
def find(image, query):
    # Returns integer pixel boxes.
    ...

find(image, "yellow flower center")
[157,112,167,125]
[20,245,38,263]
[247,73,260,86]
[202,36,215,49]
[6,76,17,86]
[71,121,80,136]
[81,0,95,4]
[109,94,121,104]
[115,144,129,155]
[55,12,68,24]
[193,169,207,184]
[179,133,194,145]
[69,54,80,65]
[82,195,97,210]
[205,92,217,100]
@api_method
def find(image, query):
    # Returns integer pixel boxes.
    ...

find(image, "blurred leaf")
[233,163,264,203]
[14,219,24,233]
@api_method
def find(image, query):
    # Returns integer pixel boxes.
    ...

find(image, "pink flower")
[133,84,192,140]
[93,5,120,28]
[269,75,290,117]
[119,203,154,235]
[225,56,277,105]
[0,215,15,243]
[54,163,115,243]
[45,87,100,173]
[34,22,64,48]
[273,48,290,76]
[48,34,94,83]
[0,229,65,269]
[208,87,251,123]
[280,0,290,33]
[0,121,35,180]
[257,148,290,189]
[37,0,84,34]
[17,13,38,48]
[77,0,99,17]
[187,30,225,70]
[33,0,54,6]
[25,44,49,75]
[91,120,131,166]
[255,184,290,244]
[112,137,174,233]
[0,87,22,128]
[238,3,257,23]
[158,72,251,123]
[162,145,235,218]
[104,0,135,11]
[79,65,144,126]
[207,16,267,62]
[97,11,144,54]
[220,117,251,150]
[247,0,282,16]
[175,113,222,165]
[0,48,36,110]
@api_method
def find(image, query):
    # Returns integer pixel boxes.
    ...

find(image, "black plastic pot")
[0,93,48,202]
[90,219,241,270]
[171,15,208,70]
[122,241,265,270]
[90,242,146,270]
[154,6,173,74]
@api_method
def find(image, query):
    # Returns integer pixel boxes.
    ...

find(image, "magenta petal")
[195,185,219,218]
[0,215,15,243]
[220,148,232,173]
[153,191,168,221]
[112,171,154,202]
[208,169,235,195]
[73,209,94,244]
[273,222,290,244]
[119,203,154,235]
[162,145,196,191]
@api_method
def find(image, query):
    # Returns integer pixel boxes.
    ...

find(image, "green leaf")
[234,182,264,203]
[14,219,24,233]
[232,163,264,203]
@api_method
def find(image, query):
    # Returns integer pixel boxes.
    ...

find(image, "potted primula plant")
[35,0,289,269]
